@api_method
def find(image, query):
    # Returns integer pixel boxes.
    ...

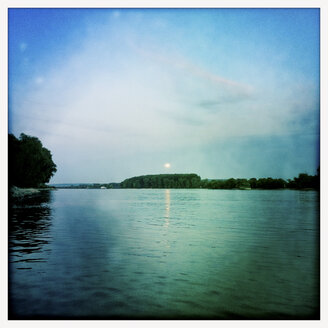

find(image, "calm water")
[8,189,319,319]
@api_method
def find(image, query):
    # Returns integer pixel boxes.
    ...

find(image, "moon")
[164,163,171,168]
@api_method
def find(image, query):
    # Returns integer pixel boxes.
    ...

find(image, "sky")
[8,8,320,183]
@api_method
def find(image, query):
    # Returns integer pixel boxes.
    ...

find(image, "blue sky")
[8,8,320,183]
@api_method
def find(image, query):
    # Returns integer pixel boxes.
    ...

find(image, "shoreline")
[9,186,41,198]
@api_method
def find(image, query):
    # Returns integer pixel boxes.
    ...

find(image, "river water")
[8,189,319,319]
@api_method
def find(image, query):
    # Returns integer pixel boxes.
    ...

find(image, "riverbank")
[9,186,41,198]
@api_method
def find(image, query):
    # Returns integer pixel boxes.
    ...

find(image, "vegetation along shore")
[55,171,319,191]
[9,133,320,194]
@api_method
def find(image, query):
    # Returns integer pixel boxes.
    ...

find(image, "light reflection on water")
[8,189,319,319]
[164,189,170,228]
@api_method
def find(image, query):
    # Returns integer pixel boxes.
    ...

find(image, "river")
[8,189,319,319]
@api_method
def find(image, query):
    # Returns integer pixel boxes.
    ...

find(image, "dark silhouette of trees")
[9,133,57,187]
[255,177,286,189]
[119,171,319,190]
[54,170,320,191]
[199,172,319,190]
[120,174,201,189]
[200,177,286,190]
[287,172,319,190]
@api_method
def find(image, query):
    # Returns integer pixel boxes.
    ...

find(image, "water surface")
[9,189,319,319]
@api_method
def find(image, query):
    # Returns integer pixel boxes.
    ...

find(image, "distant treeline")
[59,183,121,189]
[9,133,319,191]
[119,172,319,190]
[201,173,319,190]
[57,172,319,190]
[121,174,201,189]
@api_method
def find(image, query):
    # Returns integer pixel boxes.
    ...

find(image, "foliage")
[58,183,121,189]
[253,177,286,189]
[286,172,319,190]
[9,133,57,187]
[200,172,319,190]
[201,177,286,189]
[118,171,319,190]
[120,174,201,189]
[54,170,320,191]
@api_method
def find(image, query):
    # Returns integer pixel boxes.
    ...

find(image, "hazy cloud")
[19,42,27,52]
[9,9,319,183]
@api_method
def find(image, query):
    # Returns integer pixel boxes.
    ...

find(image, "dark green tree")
[9,133,57,187]
[248,178,257,188]
[287,173,319,189]
[120,173,201,189]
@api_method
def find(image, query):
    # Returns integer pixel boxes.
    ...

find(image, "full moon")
[164,163,171,168]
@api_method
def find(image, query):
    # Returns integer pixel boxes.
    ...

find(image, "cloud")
[12,28,317,150]
[19,42,27,52]
[35,76,44,85]
[130,41,253,97]
[112,10,121,18]
[9,10,319,182]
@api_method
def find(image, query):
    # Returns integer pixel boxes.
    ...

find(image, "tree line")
[8,133,319,191]
[58,173,320,190]
[119,172,319,190]
[200,173,319,190]
[59,183,121,189]
[121,174,201,189]
[9,133,57,188]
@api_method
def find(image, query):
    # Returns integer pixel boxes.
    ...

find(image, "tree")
[248,178,257,188]
[289,173,318,189]
[225,178,236,189]
[9,133,57,187]
[120,173,202,189]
